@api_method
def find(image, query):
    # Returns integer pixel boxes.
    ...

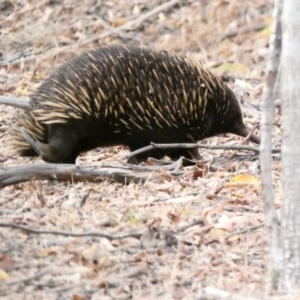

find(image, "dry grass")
[0,0,286,299]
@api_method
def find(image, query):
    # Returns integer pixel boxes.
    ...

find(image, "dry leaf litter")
[0,0,284,299]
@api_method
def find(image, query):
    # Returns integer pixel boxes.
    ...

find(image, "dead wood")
[0,222,143,240]
[83,0,180,45]
[0,96,30,109]
[0,163,162,188]
[124,142,281,161]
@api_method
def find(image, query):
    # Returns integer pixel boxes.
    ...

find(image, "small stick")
[123,142,281,160]
[228,124,259,159]
[204,23,267,47]
[0,265,52,287]
[0,222,143,240]
[83,0,180,45]
[0,96,30,109]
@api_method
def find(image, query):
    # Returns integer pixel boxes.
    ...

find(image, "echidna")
[9,44,260,164]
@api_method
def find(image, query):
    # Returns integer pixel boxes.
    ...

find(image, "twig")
[150,191,203,203]
[123,142,281,160]
[225,225,262,240]
[83,0,180,45]
[0,265,52,287]
[0,46,51,66]
[0,163,161,188]
[204,23,267,47]
[0,47,33,66]
[178,218,204,232]
[224,205,263,213]
[228,124,259,159]
[0,222,143,240]
[206,225,262,245]
[93,17,140,42]
[0,96,30,109]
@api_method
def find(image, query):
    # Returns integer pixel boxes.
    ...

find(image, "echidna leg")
[127,149,165,164]
[20,126,79,163]
[168,148,203,161]
[126,143,166,164]
[126,147,203,164]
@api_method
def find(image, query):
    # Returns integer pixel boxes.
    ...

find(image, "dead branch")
[0,163,161,188]
[228,124,259,159]
[0,265,52,287]
[206,225,262,245]
[0,96,30,109]
[225,225,262,240]
[124,142,281,160]
[83,0,180,45]
[0,46,51,66]
[92,17,140,42]
[204,22,267,47]
[0,222,143,240]
[0,47,34,66]
[178,218,204,232]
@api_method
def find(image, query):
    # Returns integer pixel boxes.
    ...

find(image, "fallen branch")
[123,142,281,160]
[0,222,143,240]
[0,96,30,109]
[228,124,259,159]
[206,225,262,245]
[204,23,267,47]
[83,0,180,44]
[0,163,161,188]
[178,218,204,232]
[0,46,51,66]
[93,17,141,42]
[0,265,52,287]
[0,219,202,241]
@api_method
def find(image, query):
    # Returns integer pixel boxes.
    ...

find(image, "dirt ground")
[0,0,285,299]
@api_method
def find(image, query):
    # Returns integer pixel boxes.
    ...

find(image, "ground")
[0,0,285,299]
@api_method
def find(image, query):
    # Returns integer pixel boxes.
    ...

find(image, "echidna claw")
[20,126,42,156]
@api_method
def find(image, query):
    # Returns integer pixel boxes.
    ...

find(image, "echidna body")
[10,44,260,164]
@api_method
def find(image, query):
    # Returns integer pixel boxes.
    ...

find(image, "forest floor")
[0,0,286,299]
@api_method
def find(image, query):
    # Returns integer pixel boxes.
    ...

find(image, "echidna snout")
[230,120,260,144]
[218,88,260,144]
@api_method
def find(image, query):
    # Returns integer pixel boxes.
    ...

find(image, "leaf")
[214,215,233,231]
[40,247,57,256]
[15,86,29,95]
[260,25,271,37]
[202,198,229,226]
[23,73,43,81]
[0,254,16,271]
[260,16,273,37]
[0,269,10,282]
[209,228,226,237]
[225,174,260,188]
[73,295,85,300]
[214,62,248,73]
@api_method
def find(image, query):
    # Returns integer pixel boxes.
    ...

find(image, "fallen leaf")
[0,254,16,271]
[0,269,10,282]
[225,174,260,188]
[40,247,57,256]
[202,198,229,226]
